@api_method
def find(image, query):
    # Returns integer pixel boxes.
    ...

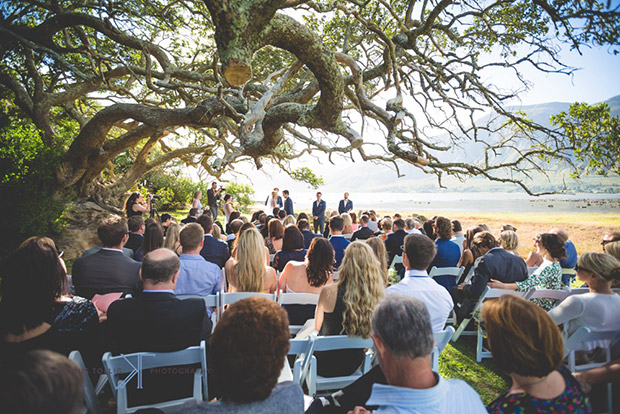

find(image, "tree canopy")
[1,0,619,208]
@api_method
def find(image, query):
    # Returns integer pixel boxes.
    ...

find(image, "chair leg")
[476,323,484,363]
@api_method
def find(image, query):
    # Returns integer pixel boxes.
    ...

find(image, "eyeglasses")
[575,265,593,274]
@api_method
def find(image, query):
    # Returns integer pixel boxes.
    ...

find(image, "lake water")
[253,192,620,214]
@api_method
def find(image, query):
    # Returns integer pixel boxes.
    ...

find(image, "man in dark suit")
[385,218,408,274]
[180,208,199,224]
[207,181,222,221]
[451,231,528,321]
[312,191,327,234]
[298,219,318,249]
[283,190,294,216]
[197,214,230,269]
[72,216,141,299]
[338,192,353,214]
[351,214,374,241]
[329,216,350,269]
[124,215,144,255]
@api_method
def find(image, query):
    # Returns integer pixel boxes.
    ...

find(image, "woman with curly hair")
[488,233,566,310]
[181,297,303,413]
[314,242,385,377]
[225,227,276,293]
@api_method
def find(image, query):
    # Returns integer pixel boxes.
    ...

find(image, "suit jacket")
[207,188,220,208]
[463,248,528,300]
[106,291,210,354]
[181,216,197,224]
[338,199,353,214]
[81,245,134,259]
[124,233,144,255]
[312,200,326,220]
[351,226,374,242]
[200,234,230,269]
[72,249,141,299]
[283,197,294,216]
[385,229,408,269]
[302,230,319,249]
[330,235,351,269]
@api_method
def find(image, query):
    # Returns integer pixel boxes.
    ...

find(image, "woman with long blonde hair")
[163,222,182,255]
[314,241,385,377]
[341,213,353,235]
[225,227,276,293]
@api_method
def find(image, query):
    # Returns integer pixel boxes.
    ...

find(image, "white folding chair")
[432,327,455,371]
[343,233,352,240]
[527,289,570,308]
[69,350,102,414]
[305,335,375,397]
[287,336,316,385]
[102,341,208,414]
[176,292,220,328]
[429,266,464,325]
[332,270,339,282]
[219,292,276,319]
[389,255,402,270]
[278,290,320,334]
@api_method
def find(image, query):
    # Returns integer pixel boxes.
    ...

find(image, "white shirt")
[366,373,486,414]
[451,234,465,255]
[386,269,454,332]
[406,229,422,234]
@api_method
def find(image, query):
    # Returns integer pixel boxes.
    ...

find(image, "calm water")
[254,192,620,214]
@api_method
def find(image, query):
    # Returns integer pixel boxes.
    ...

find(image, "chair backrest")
[288,336,315,384]
[101,341,207,414]
[176,293,219,308]
[389,255,403,270]
[484,288,529,299]
[428,266,465,279]
[527,289,570,303]
[431,327,455,371]
[69,350,101,414]
[568,288,590,295]
[343,233,352,240]
[311,335,374,352]
[278,291,320,306]
[220,291,276,306]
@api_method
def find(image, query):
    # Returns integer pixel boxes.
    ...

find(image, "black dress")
[316,284,365,377]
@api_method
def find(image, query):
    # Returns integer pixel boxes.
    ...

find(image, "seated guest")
[551,228,578,286]
[428,216,461,290]
[350,212,358,231]
[283,214,296,226]
[278,238,334,325]
[225,211,241,234]
[488,233,565,311]
[367,211,378,233]
[265,218,284,254]
[298,218,318,249]
[197,214,230,268]
[72,216,141,299]
[181,208,199,224]
[602,232,620,253]
[175,224,222,310]
[376,217,392,241]
[387,234,454,332]
[405,217,420,235]
[314,242,384,377]
[163,222,182,255]
[385,218,408,274]
[125,215,145,255]
[0,237,101,366]
[329,216,350,269]
[366,237,388,285]
[549,253,620,349]
[225,228,277,293]
[350,214,373,241]
[451,232,527,321]
[181,298,303,413]
[323,210,339,238]
[0,350,84,414]
[160,212,173,235]
[499,230,519,256]
[501,223,517,232]
[423,219,436,240]
[457,225,484,279]
[277,209,287,222]
[341,213,354,235]
[226,218,244,252]
[484,295,591,413]
[135,221,164,261]
[273,225,307,272]
[451,219,465,254]
[346,296,485,414]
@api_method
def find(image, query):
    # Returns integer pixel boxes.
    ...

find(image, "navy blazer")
[330,235,351,269]
[72,249,141,299]
[385,229,408,270]
[351,226,374,241]
[312,200,326,219]
[464,248,528,300]
[338,199,353,214]
[199,234,230,269]
[284,197,294,216]
[302,230,319,249]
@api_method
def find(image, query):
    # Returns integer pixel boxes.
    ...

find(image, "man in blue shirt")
[312,191,327,234]
[174,223,222,316]
[551,228,578,286]
[329,216,350,269]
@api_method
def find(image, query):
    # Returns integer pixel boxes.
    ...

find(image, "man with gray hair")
[404,217,421,234]
[349,296,485,414]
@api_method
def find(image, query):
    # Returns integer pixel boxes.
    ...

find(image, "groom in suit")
[338,192,353,214]
[283,189,294,216]
[312,191,327,234]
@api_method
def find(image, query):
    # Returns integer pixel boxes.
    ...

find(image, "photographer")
[125,192,152,218]
[206,182,223,220]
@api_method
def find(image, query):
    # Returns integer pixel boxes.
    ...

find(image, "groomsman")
[338,192,353,214]
[312,192,327,234]
[283,190,294,216]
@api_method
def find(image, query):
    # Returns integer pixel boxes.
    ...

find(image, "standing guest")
[181,208,199,224]
[338,192,353,214]
[314,242,385,377]
[388,234,454,332]
[328,216,350,269]
[484,295,591,414]
[125,191,151,218]
[451,219,465,255]
[225,228,277,293]
[181,298,303,414]
[283,189,294,216]
[366,237,388,286]
[298,218,319,249]
[423,219,436,240]
[192,190,204,213]
[160,213,173,236]
[175,224,222,308]
[125,215,145,255]
[367,211,379,233]
[135,222,164,262]
[312,191,327,234]
[350,212,358,231]
[273,225,307,272]
[265,218,284,255]
[163,222,182,255]
[197,214,230,269]
[499,230,520,256]
[602,232,620,253]
[223,194,233,224]
[206,182,222,221]
[341,213,354,235]
[488,233,565,311]
[351,214,374,241]
[551,228,578,286]
[72,216,141,299]
[347,296,486,414]
[385,218,408,275]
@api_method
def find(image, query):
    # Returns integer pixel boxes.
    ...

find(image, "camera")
[219,186,226,192]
